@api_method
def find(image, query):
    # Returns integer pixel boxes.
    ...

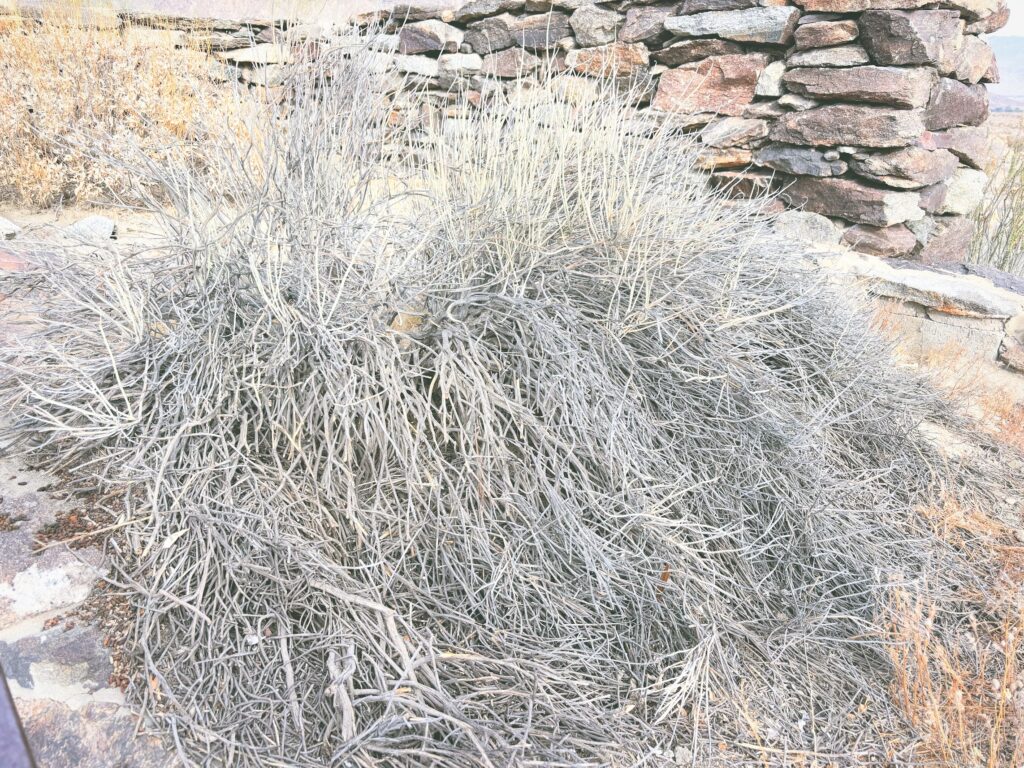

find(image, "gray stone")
[934,167,986,216]
[650,38,743,66]
[755,143,848,176]
[850,147,960,189]
[619,5,674,43]
[510,12,573,50]
[924,78,989,130]
[67,215,117,241]
[771,104,926,148]
[393,53,441,77]
[676,0,758,12]
[797,0,934,10]
[651,53,768,115]
[482,47,543,77]
[782,65,935,108]
[452,0,524,22]
[921,126,989,169]
[755,60,786,97]
[857,11,963,72]
[966,0,1009,34]
[842,223,918,257]
[786,44,870,68]
[743,100,788,119]
[438,52,484,77]
[570,5,623,47]
[950,35,994,85]
[664,6,800,44]
[0,216,19,240]
[700,117,770,147]
[464,13,516,53]
[793,20,859,50]
[777,93,820,111]
[399,20,464,54]
[773,210,843,245]
[781,177,923,226]
[917,215,976,263]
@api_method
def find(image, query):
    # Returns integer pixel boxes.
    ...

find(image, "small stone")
[510,12,573,50]
[780,177,923,227]
[850,147,960,190]
[743,100,788,118]
[782,65,935,108]
[950,36,994,85]
[664,6,800,45]
[0,216,19,240]
[565,42,650,77]
[399,20,464,54]
[651,38,743,66]
[67,215,117,241]
[619,5,674,44]
[793,20,858,50]
[755,60,786,97]
[482,47,542,77]
[464,13,516,53]
[651,53,768,116]
[694,148,753,170]
[771,104,926,148]
[754,144,848,176]
[701,117,770,147]
[924,78,988,131]
[842,223,918,257]
[438,53,484,77]
[452,0,524,23]
[777,93,820,110]
[773,210,843,245]
[935,167,986,216]
[857,11,963,72]
[393,54,441,77]
[787,44,870,67]
[921,126,989,169]
[570,5,623,47]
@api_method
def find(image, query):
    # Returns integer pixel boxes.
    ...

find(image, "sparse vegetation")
[971,131,1024,277]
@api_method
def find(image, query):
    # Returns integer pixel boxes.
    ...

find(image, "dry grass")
[0,3,229,208]
[971,129,1024,277]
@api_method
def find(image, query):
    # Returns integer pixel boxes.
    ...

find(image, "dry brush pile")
[0,48,1021,766]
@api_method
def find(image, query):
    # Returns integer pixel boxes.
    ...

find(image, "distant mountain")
[990,37,1024,110]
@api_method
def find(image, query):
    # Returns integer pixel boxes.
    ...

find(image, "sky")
[993,2,1022,36]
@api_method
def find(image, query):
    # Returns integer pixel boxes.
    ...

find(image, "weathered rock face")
[509,12,572,49]
[664,7,801,44]
[701,116,770,147]
[399,20,464,54]
[570,5,622,47]
[858,11,963,71]
[482,47,542,77]
[850,147,960,189]
[781,65,935,108]
[652,53,768,115]
[754,144,848,176]
[921,126,989,168]
[565,42,650,77]
[619,5,674,43]
[842,223,918,257]
[787,44,871,67]
[793,19,859,49]
[771,104,925,148]
[464,14,515,53]
[652,38,744,65]
[924,78,989,130]
[781,177,924,226]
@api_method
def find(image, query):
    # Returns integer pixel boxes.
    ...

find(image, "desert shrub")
[0,5,227,208]
[1,49,1020,766]
[971,135,1024,276]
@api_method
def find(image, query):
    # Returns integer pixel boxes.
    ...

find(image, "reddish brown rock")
[924,78,988,131]
[770,104,925,148]
[651,38,744,65]
[619,5,674,43]
[850,147,960,190]
[482,47,542,77]
[782,65,934,108]
[793,20,858,50]
[700,116,770,147]
[651,53,768,115]
[695,148,754,170]
[464,13,515,53]
[842,223,918,257]
[857,10,963,72]
[509,12,572,50]
[398,20,464,54]
[565,42,650,77]
[950,35,994,85]
[966,1,1009,34]
[921,126,989,169]
[780,177,923,226]
[917,215,975,263]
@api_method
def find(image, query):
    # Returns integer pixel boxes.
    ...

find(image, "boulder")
[934,167,986,216]
[917,215,976,263]
[842,223,918,257]
[921,126,989,169]
[482,47,543,77]
[793,20,859,50]
[509,12,573,50]
[565,42,650,77]
[950,35,994,84]
[773,210,843,245]
[781,65,935,108]
[849,147,960,189]
[651,53,768,115]
[755,60,786,97]
[771,104,925,148]
[786,44,870,67]
[464,14,516,53]
[651,38,743,65]
[700,117,770,147]
[664,6,800,45]
[570,5,623,47]
[857,11,963,72]
[780,177,923,226]
[924,78,988,131]
[452,0,524,22]
[399,20,464,54]
[619,5,674,43]
[754,144,848,176]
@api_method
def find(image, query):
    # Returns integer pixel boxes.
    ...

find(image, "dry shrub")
[971,133,1024,277]
[0,4,227,207]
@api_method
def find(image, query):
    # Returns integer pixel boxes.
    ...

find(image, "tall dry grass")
[971,132,1024,276]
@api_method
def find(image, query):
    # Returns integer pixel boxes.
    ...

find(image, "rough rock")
[701,117,770,147]
[664,6,800,44]
[777,93,820,110]
[771,104,925,148]
[797,0,935,10]
[793,19,858,50]
[857,11,963,71]
[651,53,768,115]
[842,223,918,257]
[917,215,975,263]
[942,0,1004,21]
[773,210,843,244]
[781,176,923,226]
[438,52,484,77]
[452,0,524,22]
[510,12,573,49]
[921,126,989,169]
[694,148,753,170]
[782,65,934,108]
[849,147,960,189]
[677,0,759,11]
[67,215,117,241]
[755,60,786,97]
[754,143,848,176]
[924,78,988,131]
[565,42,650,77]
[464,13,515,53]
[619,5,674,43]
[399,20,464,54]
[934,167,986,216]
[786,43,870,67]
[482,47,542,77]
[570,5,623,47]
[651,38,743,65]
[950,35,994,85]
[393,53,441,77]
[744,100,789,118]
[966,1,1009,33]
[0,216,19,240]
